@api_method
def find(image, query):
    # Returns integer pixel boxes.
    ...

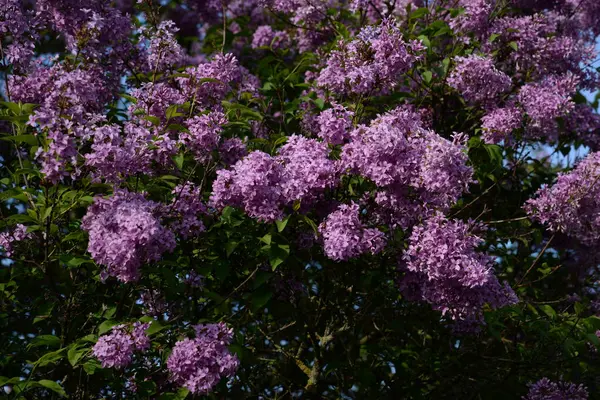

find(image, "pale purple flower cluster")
[1,0,37,70]
[36,0,135,65]
[140,289,169,318]
[219,138,248,165]
[450,0,494,37]
[415,132,474,208]
[177,53,252,108]
[277,135,338,206]
[251,25,291,50]
[93,322,150,369]
[13,64,112,125]
[145,20,186,72]
[210,151,285,222]
[481,106,522,144]
[525,152,600,247]
[404,214,494,288]
[488,13,597,83]
[0,225,31,258]
[167,322,239,394]
[316,103,354,145]
[82,191,176,282]
[518,73,579,130]
[400,214,518,325]
[168,184,208,239]
[129,82,186,120]
[341,106,473,214]
[448,55,511,104]
[84,123,154,182]
[184,271,205,288]
[319,202,386,261]
[211,135,338,220]
[182,111,227,162]
[523,378,588,400]
[317,19,424,95]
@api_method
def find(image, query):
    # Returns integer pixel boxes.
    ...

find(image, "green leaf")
[157,388,189,400]
[587,333,600,348]
[484,144,503,167]
[539,304,557,319]
[83,359,101,375]
[252,287,273,311]
[410,7,429,20]
[417,35,430,48]
[146,320,168,336]
[0,101,22,114]
[143,115,161,126]
[34,348,66,367]
[508,41,518,51]
[174,152,185,171]
[276,215,290,232]
[488,33,500,43]
[260,234,272,245]
[225,241,239,257]
[314,98,325,110]
[166,104,184,119]
[29,335,61,349]
[68,345,87,367]
[33,302,55,324]
[422,70,433,83]
[0,134,38,146]
[98,320,118,335]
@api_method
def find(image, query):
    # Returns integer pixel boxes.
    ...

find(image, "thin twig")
[517,234,555,285]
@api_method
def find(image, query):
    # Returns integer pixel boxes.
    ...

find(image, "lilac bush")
[1,0,600,398]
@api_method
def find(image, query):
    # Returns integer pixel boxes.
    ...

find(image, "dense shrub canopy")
[1,0,600,398]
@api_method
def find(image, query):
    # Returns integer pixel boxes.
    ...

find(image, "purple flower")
[0,225,31,258]
[523,378,588,400]
[210,151,285,222]
[481,105,522,144]
[518,73,579,133]
[316,103,354,145]
[82,191,176,283]
[277,135,338,206]
[448,55,511,104]
[182,112,227,163]
[525,151,600,247]
[131,322,151,351]
[144,20,186,71]
[168,183,208,239]
[251,25,291,50]
[400,214,518,327]
[167,323,239,394]
[93,322,150,369]
[219,138,248,165]
[317,19,423,95]
[319,202,386,261]
[92,325,135,369]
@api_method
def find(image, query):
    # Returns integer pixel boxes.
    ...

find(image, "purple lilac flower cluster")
[341,106,473,225]
[211,135,338,221]
[168,183,208,239]
[317,19,424,95]
[400,214,518,326]
[523,378,588,400]
[448,55,512,104]
[526,152,600,247]
[319,202,386,261]
[93,322,150,369]
[82,191,176,282]
[252,25,291,50]
[167,323,239,394]
[0,225,31,258]
[316,103,354,145]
